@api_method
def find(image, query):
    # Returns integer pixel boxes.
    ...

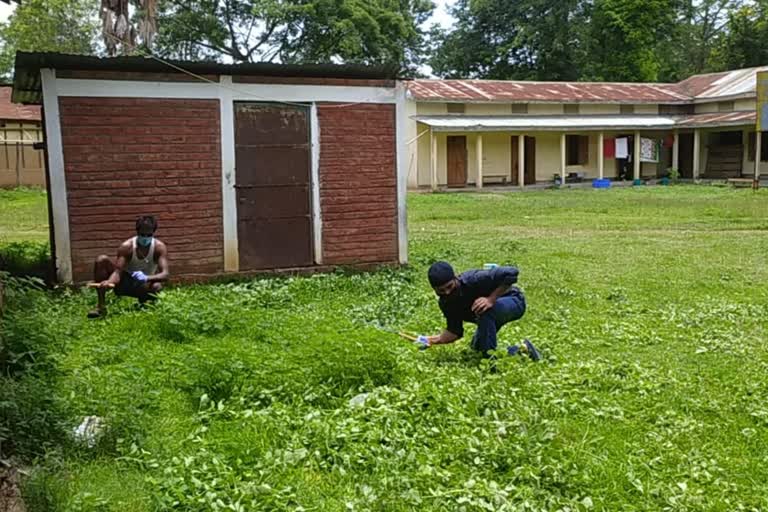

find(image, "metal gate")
[234,103,313,270]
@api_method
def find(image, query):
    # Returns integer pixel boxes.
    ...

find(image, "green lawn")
[0,187,49,244]
[3,186,768,511]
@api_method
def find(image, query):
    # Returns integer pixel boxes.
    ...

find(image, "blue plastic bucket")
[592,178,611,189]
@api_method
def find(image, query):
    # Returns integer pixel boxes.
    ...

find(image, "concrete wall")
[695,102,719,114]
[529,104,563,115]
[635,105,659,114]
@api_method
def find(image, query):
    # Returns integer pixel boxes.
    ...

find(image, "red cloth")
[603,137,616,158]
[663,134,675,148]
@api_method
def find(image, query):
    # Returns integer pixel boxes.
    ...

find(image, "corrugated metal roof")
[0,86,40,121]
[414,112,755,132]
[408,66,768,104]
[686,67,768,100]
[677,111,756,126]
[408,80,688,104]
[11,51,402,104]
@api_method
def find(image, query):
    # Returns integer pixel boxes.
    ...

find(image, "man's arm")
[472,266,520,315]
[104,244,131,286]
[147,242,170,282]
[426,306,463,346]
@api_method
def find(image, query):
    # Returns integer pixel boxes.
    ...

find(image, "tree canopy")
[0,0,96,79]
[430,0,768,82]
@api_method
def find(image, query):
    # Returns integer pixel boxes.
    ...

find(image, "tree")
[655,0,743,82]
[713,1,768,70]
[583,0,678,82]
[150,0,434,73]
[0,0,97,79]
[429,0,588,80]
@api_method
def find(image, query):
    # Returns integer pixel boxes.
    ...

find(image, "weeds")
[3,187,768,510]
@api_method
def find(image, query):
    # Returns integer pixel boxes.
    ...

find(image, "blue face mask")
[137,235,153,247]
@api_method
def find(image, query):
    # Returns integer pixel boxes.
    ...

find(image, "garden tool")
[372,325,429,349]
[86,282,115,289]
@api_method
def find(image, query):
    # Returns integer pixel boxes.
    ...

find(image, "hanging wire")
[100,30,403,110]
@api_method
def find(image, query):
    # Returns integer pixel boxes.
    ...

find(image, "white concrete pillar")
[693,129,701,180]
[672,130,680,172]
[598,132,605,179]
[518,134,525,188]
[476,134,483,189]
[755,131,762,181]
[560,133,567,185]
[633,131,641,181]
[430,128,437,191]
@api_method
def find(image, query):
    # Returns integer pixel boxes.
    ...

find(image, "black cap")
[428,261,455,288]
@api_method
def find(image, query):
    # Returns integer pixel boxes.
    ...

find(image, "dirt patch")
[0,465,26,512]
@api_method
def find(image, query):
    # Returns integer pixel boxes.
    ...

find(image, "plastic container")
[483,263,499,270]
[592,178,611,189]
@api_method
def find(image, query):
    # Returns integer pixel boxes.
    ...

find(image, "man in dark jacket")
[418,261,539,360]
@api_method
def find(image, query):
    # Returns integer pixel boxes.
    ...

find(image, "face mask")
[137,235,153,247]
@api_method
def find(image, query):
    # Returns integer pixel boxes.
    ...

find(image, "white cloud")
[426,0,456,30]
[0,2,15,23]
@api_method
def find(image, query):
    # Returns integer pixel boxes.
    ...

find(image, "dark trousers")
[471,293,526,353]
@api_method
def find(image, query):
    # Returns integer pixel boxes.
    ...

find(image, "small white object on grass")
[72,416,105,448]
[349,393,369,408]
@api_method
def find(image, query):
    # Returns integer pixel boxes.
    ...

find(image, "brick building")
[12,52,408,283]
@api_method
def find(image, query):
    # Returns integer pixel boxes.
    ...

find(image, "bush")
[0,241,52,280]
[0,276,71,458]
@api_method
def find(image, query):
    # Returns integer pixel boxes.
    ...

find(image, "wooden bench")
[726,178,760,190]
[482,176,508,185]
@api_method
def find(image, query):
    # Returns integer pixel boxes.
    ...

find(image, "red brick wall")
[317,103,398,265]
[59,97,223,282]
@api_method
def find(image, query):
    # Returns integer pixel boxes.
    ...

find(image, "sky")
[0,2,14,23]
[430,0,456,30]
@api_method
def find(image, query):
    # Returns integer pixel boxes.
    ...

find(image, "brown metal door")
[234,103,312,270]
[524,136,536,184]
[447,136,467,187]
[510,136,519,186]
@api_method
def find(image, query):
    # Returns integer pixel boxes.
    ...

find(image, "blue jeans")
[471,292,526,353]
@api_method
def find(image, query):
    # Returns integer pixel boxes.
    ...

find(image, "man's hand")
[98,280,114,289]
[415,335,431,350]
[132,271,148,282]
[472,297,495,315]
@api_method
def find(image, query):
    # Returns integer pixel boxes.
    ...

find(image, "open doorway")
[510,136,537,185]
